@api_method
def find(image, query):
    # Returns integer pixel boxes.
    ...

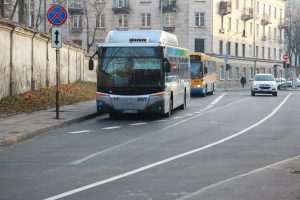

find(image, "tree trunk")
[0,0,4,17]
[18,0,26,24]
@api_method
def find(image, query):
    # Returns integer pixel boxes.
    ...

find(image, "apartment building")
[2,0,287,87]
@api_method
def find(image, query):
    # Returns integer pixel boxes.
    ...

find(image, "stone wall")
[0,19,96,100]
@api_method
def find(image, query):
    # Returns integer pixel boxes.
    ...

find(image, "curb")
[0,112,98,148]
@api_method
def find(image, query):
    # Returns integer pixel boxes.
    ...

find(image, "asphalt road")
[0,90,300,200]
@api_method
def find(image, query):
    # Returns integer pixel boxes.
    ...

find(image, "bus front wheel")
[166,98,173,117]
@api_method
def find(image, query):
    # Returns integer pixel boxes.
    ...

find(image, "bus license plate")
[123,109,138,114]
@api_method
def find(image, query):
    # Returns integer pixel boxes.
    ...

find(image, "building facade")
[2,0,287,88]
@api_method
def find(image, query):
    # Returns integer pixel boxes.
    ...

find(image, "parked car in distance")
[275,78,287,90]
[286,78,300,87]
[251,74,277,96]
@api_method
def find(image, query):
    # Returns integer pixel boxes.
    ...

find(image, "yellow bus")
[189,52,217,96]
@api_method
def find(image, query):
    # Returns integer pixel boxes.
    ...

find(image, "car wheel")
[251,90,255,96]
[272,92,277,96]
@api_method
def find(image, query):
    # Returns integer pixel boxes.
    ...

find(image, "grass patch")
[0,81,96,117]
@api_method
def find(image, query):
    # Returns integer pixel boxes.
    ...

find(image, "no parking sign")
[47,5,68,26]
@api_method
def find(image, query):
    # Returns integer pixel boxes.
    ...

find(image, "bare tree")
[83,0,106,53]
[0,0,4,17]
[18,0,26,24]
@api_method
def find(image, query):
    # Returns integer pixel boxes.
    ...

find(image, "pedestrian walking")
[240,76,246,88]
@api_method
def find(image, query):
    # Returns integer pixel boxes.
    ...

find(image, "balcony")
[163,26,175,33]
[219,1,232,15]
[261,13,271,26]
[262,36,267,41]
[159,0,178,13]
[241,7,254,21]
[112,0,130,14]
[68,3,84,15]
[70,27,83,33]
[278,18,288,29]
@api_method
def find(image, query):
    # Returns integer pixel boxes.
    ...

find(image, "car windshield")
[255,75,274,81]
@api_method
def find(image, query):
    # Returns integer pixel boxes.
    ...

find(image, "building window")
[70,0,83,8]
[279,49,282,60]
[250,67,254,79]
[235,0,239,9]
[96,14,105,28]
[268,26,271,39]
[219,41,223,54]
[274,48,277,60]
[195,12,205,27]
[235,43,239,57]
[236,67,240,80]
[72,15,82,28]
[256,24,259,37]
[141,13,151,27]
[227,42,231,55]
[256,2,260,14]
[228,17,232,31]
[262,47,265,59]
[228,68,232,80]
[242,44,246,57]
[268,48,271,60]
[249,22,253,35]
[243,67,246,78]
[256,46,259,58]
[118,14,128,28]
[274,7,277,19]
[116,0,128,7]
[220,65,224,80]
[268,68,272,74]
[195,39,205,52]
[274,28,277,40]
[4,0,11,4]
[164,13,176,27]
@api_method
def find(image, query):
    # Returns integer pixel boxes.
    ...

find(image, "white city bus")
[89,30,190,118]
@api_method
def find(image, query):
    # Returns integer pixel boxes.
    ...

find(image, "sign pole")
[47,4,67,119]
[56,48,60,119]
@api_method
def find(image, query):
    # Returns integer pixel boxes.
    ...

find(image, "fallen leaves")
[0,81,96,117]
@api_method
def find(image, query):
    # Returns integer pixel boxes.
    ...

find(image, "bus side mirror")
[164,59,171,73]
[89,59,94,70]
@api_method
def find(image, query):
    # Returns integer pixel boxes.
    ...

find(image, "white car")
[251,74,277,96]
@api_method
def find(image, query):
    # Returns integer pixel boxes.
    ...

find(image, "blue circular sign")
[47,5,68,26]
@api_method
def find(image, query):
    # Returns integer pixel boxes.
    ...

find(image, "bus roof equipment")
[104,30,179,47]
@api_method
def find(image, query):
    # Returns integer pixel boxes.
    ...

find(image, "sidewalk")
[0,100,97,148]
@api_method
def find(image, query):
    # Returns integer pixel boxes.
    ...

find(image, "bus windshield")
[190,62,204,78]
[99,47,163,88]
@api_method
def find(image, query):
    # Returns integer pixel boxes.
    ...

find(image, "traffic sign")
[283,53,289,61]
[51,27,62,48]
[47,5,68,26]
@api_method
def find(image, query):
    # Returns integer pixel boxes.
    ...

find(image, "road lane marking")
[130,122,148,126]
[69,137,143,165]
[68,130,91,134]
[102,126,122,130]
[44,93,292,200]
[176,154,300,200]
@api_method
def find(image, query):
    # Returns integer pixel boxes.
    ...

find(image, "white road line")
[43,93,291,200]
[69,137,142,165]
[130,122,148,126]
[172,116,183,119]
[184,114,194,117]
[102,126,122,130]
[211,93,226,105]
[176,154,300,200]
[68,130,91,134]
